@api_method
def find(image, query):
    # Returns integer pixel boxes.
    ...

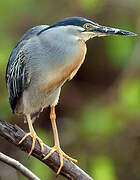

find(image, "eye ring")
[84,23,91,30]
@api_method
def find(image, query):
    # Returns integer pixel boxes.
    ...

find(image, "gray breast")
[23,28,82,86]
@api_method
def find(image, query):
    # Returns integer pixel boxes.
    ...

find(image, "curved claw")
[18,132,44,156]
[43,146,77,175]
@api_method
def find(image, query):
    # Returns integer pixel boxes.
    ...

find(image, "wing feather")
[6,25,49,112]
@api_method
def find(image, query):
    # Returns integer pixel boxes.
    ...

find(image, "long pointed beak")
[91,24,137,37]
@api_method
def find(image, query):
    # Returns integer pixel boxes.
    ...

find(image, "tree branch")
[0,152,40,180]
[0,118,94,180]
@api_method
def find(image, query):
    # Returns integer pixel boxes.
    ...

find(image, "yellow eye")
[84,24,91,30]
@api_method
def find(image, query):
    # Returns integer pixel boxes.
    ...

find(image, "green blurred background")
[0,0,139,179]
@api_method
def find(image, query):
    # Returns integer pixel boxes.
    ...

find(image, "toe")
[56,153,63,175]
[18,133,44,156]
[18,132,31,144]
[43,148,56,160]
[36,137,44,153]
[43,146,77,175]
[28,135,36,156]
[63,152,78,163]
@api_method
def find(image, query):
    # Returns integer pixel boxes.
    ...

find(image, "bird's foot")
[18,132,44,156]
[43,146,77,175]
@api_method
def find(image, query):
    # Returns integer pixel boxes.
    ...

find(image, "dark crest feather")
[37,17,96,35]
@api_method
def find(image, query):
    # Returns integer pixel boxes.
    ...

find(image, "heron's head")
[41,16,137,42]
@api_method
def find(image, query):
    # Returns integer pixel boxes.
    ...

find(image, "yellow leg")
[18,114,44,156]
[43,106,77,175]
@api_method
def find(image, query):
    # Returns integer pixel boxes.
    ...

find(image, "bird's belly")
[22,86,61,115]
